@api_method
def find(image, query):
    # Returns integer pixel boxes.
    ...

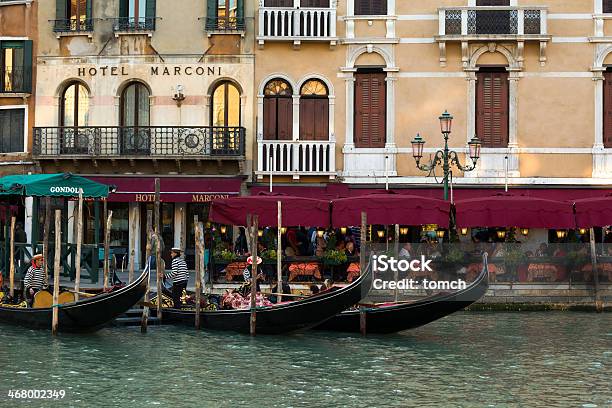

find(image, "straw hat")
[32,254,44,261]
[170,247,182,253]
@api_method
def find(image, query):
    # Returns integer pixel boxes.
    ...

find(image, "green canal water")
[0,312,610,407]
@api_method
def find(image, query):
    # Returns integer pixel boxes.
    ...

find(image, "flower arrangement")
[215,248,237,263]
[261,249,278,261]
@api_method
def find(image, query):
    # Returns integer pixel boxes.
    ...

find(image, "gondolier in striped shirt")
[165,248,189,308]
[24,254,46,306]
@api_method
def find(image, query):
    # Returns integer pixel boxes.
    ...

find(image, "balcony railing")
[1,66,30,93]
[257,5,337,45]
[438,6,547,37]
[111,17,157,32]
[257,140,336,179]
[33,126,246,158]
[205,16,246,32]
[52,18,94,33]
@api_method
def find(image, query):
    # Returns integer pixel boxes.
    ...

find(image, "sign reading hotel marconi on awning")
[76,65,223,77]
[87,177,241,203]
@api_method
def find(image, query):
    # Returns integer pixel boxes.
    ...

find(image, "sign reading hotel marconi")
[77,65,223,77]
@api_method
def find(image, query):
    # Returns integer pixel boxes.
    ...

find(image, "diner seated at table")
[345,241,358,257]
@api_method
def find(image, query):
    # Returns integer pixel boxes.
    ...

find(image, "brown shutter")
[355,72,386,148]
[604,72,612,148]
[263,97,277,140]
[277,97,293,140]
[299,98,315,140]
[314,98,329,141]
[476,70,509,147]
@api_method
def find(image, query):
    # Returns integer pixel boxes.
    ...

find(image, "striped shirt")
[165,256,189,283]
[24,266,46,290]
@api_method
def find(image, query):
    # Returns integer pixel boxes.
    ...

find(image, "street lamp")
[411,111,482,201]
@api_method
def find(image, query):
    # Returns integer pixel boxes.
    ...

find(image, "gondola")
[160,261,372,334]
[315,255,489,334]
[0,266,149,333]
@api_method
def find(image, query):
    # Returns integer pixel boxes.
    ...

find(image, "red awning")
[209,194,330,227]
[331,193,451,228]
[455,194,575,228]
[88,177,242,203]
[574,196,612,228]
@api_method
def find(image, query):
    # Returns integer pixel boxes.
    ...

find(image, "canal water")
[0,312,610,407]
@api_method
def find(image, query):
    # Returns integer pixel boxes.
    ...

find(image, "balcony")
[33,126,246,159]
[204,16,246,35]
[257,140,336,179]
[52,18,94,38]
[110,17,157,36]
[435,6,550,65]
[257,3,337,48]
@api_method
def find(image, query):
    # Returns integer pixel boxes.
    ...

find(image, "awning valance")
[331,193,451,228]
[455,194,575,228]
[209,194,330,227]
[0,173,110,198]
[574,196,612,228]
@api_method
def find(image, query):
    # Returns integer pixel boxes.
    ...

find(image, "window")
[354,0,387,16]
[300,79,329,140]
[604,0,612,13]
[264,0,293,6]
[118,0,156,30]
[206,0,244,31]
[354,71,386,148]
[0,41,32,93]
[0,108,25,153]
[301,0,330,7]
[120,82,150,154]
[54,0,93,32]
[263,79,293,140]
[475,0,511,35]
[61,82,90,127]
[211,81,240,127]
[476,69,509,148]
[603,70,612,148]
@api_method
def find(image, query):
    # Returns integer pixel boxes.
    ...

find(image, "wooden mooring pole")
[589,227,603,312]
[154,178,163,322]
[74,192,83,300]
[141,210,153,333]
[359,211,367,336]
[9,216,15,298]
[194,220,202,330]
[250,215,259,336]
[51,210,61,336]
[103,210,113,290]
[128,205,137,283]
[42,197,51,286]
[276,201,282,303]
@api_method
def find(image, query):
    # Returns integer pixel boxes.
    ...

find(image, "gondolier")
[23,254,46,306]
[165,248,189,308]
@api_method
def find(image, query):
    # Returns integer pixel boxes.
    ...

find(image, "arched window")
[299,79,329,140]
[120,81,150,154]
[60,81,89,127]
[263,78,293,140]
[211,81,241,127]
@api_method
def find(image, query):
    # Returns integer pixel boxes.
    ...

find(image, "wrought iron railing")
[1,66,29,93]
[205,16,246,32]
[33,126,246,158]
[52,18,94,33]
[440,6,546,36]
[110,17,157,32]
[258,6,336,39]
[257,140,335,176]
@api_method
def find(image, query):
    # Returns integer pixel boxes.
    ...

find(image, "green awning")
[0,173,110,198]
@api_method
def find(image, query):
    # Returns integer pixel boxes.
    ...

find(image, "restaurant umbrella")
[0,173,111,198]
[454,193,575,229]
[573,195,612,228]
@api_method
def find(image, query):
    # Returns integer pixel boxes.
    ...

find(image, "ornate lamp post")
[411,111,482,201]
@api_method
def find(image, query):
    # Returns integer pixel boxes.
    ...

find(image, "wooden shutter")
[86,0,93,19]
[263,97,277,140]
[56,0,67,19]
[604,71,612,148]
[476,0,510,5]
[119,0,128,18]
[277,97,293,140]
[145,0,156,29]
[300,98,315,140]
[206,0,217,30]
[355,0,387,15]
[355,72,386,148]
[476,70,509,147]
[301,0,330,7]
[23,40,33,93]
[0,109,24,153]
[604,0,612,13]
[237,0,244,25]
[314,98,329,140]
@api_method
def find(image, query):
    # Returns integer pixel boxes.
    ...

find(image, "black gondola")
[315,255,489,334]
[160,262,372,334]
[0,266,149,333]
